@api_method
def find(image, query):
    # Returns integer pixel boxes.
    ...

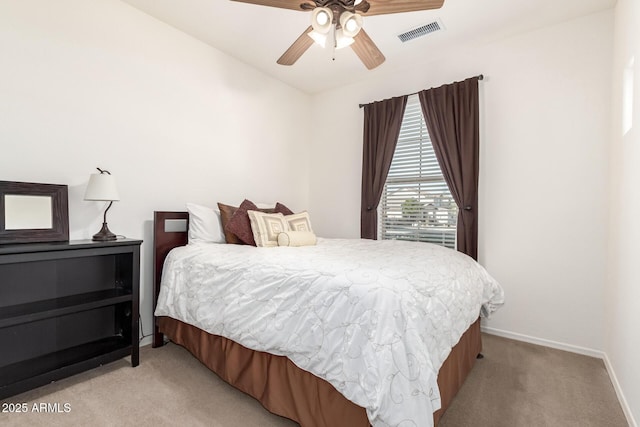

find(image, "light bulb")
[345,17,358,32]
[317,10,329,26]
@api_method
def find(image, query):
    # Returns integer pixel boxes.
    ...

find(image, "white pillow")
[186,203,225,244]
[255,202,274,209]
[247,210,290,247]
[285,212,313,232]
[277,231,317,247]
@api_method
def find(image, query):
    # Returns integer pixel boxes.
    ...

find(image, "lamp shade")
[84,173,120,201]
[308,30,328,47]
[311,7,333,34]
[335,29,355,49]
[340,12,363,38]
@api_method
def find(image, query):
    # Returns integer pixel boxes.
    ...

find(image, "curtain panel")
[360,95,408,239]
[418,77,480,260]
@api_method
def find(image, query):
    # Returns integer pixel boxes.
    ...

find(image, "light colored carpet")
[0,334,627,427]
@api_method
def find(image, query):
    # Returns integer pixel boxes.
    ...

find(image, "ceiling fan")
[230,0,445,69]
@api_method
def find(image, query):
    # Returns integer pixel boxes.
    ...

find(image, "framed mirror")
[0,181,69,244]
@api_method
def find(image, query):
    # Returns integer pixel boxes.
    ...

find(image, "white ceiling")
[120,0,615,94]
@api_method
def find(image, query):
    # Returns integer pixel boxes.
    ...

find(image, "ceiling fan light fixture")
[335,29,355,49]
[308,30,328,48]
[311,7,333,34]
[339,12,363,38]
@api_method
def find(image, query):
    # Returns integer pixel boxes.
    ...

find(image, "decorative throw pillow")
[186,203,225,244]
[247,211,290,247]
[219,201,280,245]
[285,212,313,232]
[277,231,317,247]
[274,202,294,216]
[224,199,260,246]
[217,202,243,245]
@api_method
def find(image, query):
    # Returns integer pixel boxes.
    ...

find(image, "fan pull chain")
[332,26,337,61]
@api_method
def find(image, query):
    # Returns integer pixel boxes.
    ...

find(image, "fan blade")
[277,26,314,66]
[362,0,444,16]
[230,0,311,12]
[351,29,385,70]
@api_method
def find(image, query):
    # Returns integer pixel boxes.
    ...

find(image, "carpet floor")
[0,334,628,426]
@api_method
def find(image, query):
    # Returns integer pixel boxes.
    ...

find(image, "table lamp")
[84,167,120,241]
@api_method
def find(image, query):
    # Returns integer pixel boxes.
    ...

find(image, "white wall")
[309,11,613,353]
[0,0,311,344]
[606,0,640,424]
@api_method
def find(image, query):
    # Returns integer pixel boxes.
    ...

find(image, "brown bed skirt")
[158,316,482,427]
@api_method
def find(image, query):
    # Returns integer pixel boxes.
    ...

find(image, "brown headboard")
[153,211,189,347]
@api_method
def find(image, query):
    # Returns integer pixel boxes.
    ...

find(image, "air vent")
[398,19,444,43]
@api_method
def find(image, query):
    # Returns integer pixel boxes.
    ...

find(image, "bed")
[152,211,503,427]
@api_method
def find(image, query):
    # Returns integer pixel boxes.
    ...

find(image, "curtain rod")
[358,74,484,109]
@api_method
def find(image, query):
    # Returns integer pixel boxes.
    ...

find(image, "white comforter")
[155,238,504,427]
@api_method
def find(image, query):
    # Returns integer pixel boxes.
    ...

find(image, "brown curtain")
[418,77,480,260]
[360,95,408,239]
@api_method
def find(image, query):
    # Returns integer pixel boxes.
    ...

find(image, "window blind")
[379,94,458,248]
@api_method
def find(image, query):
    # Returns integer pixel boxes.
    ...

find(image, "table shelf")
[0,289,133,328]
[0,336,132,398]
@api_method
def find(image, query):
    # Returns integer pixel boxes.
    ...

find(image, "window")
[379,94,457,248]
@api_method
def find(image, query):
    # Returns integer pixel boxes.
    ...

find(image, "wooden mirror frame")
[0,181,69,245]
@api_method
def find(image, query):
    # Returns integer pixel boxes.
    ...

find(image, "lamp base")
[92,223,117,241]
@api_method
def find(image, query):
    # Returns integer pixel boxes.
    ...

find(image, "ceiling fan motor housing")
[304,0,370,16]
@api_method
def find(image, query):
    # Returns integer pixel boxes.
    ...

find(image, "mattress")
[155,238,504,427]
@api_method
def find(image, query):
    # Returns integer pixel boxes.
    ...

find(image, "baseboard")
[481,326,637,427]
[603,353,638,427]
[140,336,153,348]
[481,326,604,358]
